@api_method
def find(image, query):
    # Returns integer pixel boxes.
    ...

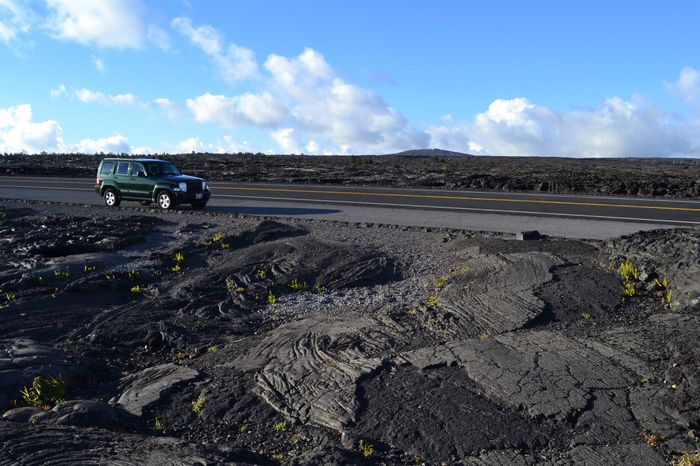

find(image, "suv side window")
[100,161,114,175]
[130,163,145,176]
[116,162,129,176]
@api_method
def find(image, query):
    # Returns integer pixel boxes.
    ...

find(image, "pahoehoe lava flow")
[1,198,699,465]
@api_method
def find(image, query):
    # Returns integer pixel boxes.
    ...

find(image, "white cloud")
[147,24,170,51]
[131,145,156,155]
[74,134,130,153]
[0,0,30,43]
[271,128,302,154]
[187,92,288,127]
[50,83,66,98]
[262,48,428,153]
[0,104,66,153]
[91,55,105,72]
[75,88,136,106]
[180,37,428,153]
[152,97,181,119]
[172,17,258,83]
[175,136,205,153]
[427,97,699,157]
[174,135,257,154]
[45,0,143,48]
[305,140,320,154]
[665,66,700,106]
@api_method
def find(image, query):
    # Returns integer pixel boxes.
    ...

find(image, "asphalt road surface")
[1,176,699,239]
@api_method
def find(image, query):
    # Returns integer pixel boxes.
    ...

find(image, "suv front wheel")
[157,191,174,210]
[103,188,120,207]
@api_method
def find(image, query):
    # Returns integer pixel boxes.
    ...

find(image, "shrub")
[20,376,65,410]
[289,278,309,292]
[618,261,639,281]
[358,439,375,460]
[273,421,287,432]
[191,397,205,414]
[673,451,700,466]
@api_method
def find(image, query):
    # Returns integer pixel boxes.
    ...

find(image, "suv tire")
[104,188,120,207]
[157,191,174,210]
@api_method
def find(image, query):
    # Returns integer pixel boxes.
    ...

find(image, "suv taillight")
[96,177,100,185]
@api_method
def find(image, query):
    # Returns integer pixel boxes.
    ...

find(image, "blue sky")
[1,0,700,156]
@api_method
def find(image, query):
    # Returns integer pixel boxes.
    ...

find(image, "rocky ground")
[1,153,700,198]
[0,198,699,465]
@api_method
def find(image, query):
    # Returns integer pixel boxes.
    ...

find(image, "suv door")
[114,161,131,195]
[129,162,153,199]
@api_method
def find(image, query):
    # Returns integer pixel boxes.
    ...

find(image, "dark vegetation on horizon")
[1,151,699,198]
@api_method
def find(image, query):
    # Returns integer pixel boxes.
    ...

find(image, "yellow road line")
[215,186,700,212]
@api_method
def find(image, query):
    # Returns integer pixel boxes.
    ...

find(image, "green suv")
[95,158,211,210]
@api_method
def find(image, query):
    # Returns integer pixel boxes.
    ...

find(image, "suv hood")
[161,174,204,182]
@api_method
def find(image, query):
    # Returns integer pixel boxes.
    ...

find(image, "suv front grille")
[186,181,203,193]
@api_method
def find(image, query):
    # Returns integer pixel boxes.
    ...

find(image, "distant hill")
[384,148,473,157]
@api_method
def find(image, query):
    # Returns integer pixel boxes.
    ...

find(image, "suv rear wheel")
[103,188,120,207]
[157,191,174,210]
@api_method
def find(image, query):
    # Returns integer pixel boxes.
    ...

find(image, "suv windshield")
[144,162,181,176]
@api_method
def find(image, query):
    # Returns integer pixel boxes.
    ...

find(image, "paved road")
[1,176,699,239]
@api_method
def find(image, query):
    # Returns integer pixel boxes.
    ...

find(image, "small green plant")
[435,275,448,289]
[256,268,267,279]
[656,276,669,289]
[618,261,639,281]
[191,397,205,414]
[220,242,230,249]
[239,422,249,433]
[153,418,166,431]
[5,293,16,302]
[662,288,673,305]
[358,439,375,460]
[267,290,277,305]
[289,278,309,292]
[212,232,224,242]
[623,282,636,297]
[171,263,181,273]
[0,211,6,223]
[130,285,141,294]
[582,312,592,321]
[313,282,323,293]
[207,344,218,353]
[673,450,700,466]
[225,277,235,291]
[174,252,184,263]
[641,428,665,448]
[20,376,65,409]
[53,270,70,279]
[128,270,140,281]
[426,294,439,308]
[273,421,287,432]
[83,265,96,273]
[104,274,115,280]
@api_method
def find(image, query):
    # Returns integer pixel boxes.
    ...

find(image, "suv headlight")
[202,181,208,191]
[174,182,187,192]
